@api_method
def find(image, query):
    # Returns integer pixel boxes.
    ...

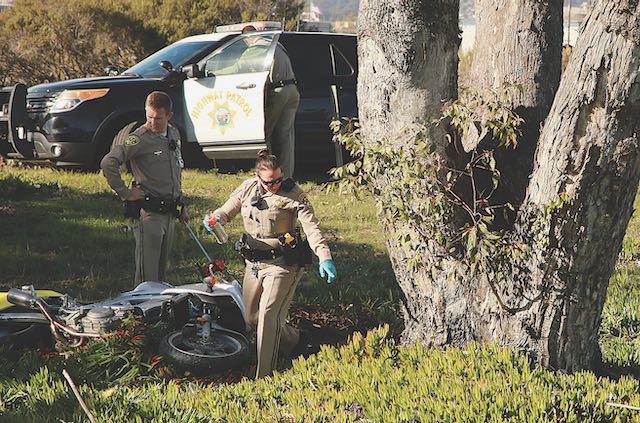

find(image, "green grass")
[0,167,398,310]
[3,165,640,421]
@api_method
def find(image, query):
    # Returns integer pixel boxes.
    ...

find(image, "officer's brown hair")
[255,149,280,171]
[145,91,173,113]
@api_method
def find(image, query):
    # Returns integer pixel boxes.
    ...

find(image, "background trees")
[0,0,161,85]
[0,0,303,86]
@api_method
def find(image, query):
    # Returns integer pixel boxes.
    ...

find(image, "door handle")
[236,82,256,89]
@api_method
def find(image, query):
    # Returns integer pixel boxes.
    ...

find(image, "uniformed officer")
[205,150,337,378]
[101,91,189,284]
[242,25,300,179]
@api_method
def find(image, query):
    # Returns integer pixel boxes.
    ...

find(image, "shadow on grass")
[595,359,640,380]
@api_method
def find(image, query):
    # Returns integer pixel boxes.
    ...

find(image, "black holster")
[278,229,312,266]
[123,200,143,219]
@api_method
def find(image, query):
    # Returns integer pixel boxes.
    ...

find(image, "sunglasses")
[258,175,283,187]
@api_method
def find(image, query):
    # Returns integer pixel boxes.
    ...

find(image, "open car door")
[183,31,281,160]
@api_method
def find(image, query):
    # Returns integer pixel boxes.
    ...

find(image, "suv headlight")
[50,88,110,112]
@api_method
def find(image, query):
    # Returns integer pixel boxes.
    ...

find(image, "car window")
[280,35,331,82]
[124,41,215,78]
[329,44,355,77]
[204,33,276,77]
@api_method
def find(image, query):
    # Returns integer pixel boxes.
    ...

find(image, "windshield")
[124,41,215,78]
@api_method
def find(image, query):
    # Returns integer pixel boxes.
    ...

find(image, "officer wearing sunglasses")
[204,150,337,378]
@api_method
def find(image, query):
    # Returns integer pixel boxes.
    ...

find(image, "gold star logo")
[208,101,236,135]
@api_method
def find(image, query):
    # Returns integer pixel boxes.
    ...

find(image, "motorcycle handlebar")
[7,288,37,309]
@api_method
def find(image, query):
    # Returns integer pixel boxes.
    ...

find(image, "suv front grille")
[26,92,57,114]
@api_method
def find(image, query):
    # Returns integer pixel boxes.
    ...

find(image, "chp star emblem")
[124,135,140,146]
[208,100,237,135]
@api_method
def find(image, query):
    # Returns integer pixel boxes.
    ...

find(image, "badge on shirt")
[272,199,285,209]
[124,135,140,146]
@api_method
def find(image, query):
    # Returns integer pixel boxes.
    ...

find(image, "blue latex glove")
[202,214,221,232]
[319,259,337,284]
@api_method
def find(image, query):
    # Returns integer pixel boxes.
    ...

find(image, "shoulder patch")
[297,192,313,208]
[124,135,140,146]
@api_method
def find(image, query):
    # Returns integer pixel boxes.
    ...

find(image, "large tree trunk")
[357,0,459,146]
[358,0,640,370]
[508,0,640,369]
[357,0,463,346]
[471,0,563,208]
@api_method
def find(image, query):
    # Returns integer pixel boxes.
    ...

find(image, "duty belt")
[268,79,297,90]
[142,195,182,216]
[239,248,283,262]
[235,234,283,262]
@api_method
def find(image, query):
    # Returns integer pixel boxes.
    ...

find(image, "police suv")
[0,22,357,172]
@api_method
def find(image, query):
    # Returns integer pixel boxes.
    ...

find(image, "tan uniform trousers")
[133,209,176,284]
[243,258,303,379]
[265,84,300,179]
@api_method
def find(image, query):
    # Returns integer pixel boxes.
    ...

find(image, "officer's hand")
[318,259,337,284]
[126,186,145,201]
[202,213,221,232]
[179,206,189,224]
[203,213,214,232]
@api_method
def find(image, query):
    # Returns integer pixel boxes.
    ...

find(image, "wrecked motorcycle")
[0,257,250,374]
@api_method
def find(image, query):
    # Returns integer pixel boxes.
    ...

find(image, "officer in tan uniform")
[205,150,337,378]
[101,91,188,284]
[242,25,299,179]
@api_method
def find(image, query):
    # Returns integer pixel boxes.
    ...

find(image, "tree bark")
[471,0,563,208]
[359,0,640,371]
[357,0,459,149]
[511,0,640,369]
[357,0,464,346]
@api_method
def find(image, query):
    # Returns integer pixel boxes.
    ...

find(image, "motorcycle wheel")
[158,329,249,373]
[0,323,52,348]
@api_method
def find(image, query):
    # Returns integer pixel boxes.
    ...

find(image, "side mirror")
[182,63,204,79]
[159,60,174,72]
[104,65,119,76]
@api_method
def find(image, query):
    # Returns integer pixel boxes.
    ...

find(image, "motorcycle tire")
[0,322,52,349]
[158,329,249,373]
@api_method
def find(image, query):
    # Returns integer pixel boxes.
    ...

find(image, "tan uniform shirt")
[269,43,296,83]
[214,178,331,262]
[101,125,183,200]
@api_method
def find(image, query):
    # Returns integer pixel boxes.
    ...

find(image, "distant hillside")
[311,0,358,21]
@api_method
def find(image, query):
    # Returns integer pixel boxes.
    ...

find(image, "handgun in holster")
[123,181,143,219]
[278,228,313,266]
[235,234,254,262]
[278,232,298,265]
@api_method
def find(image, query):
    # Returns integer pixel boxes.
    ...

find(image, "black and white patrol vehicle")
[0,22,357,173]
